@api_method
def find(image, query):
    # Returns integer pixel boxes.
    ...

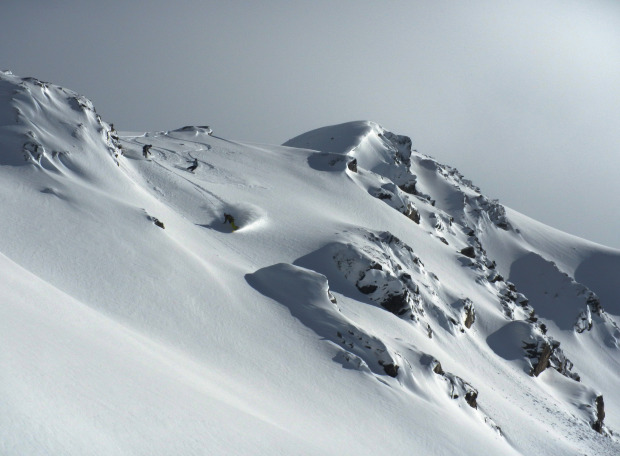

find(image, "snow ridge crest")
[0,71,122,173]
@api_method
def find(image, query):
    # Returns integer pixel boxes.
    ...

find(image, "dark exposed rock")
[381,362,399,377]
[427,356,480,410]
[464,301,475,329]
[380,290,410,315]
[530,343,552,377]
[499,296,515,320]
[326,230,436,322]
[460,246,476,259]
[525,339,580,380]
[502,290,517,301]
[347,158,357,172]
[476,196,511,230]
[152,218,165,229]
[523,336,581,382]
[489,273,504,283]
[404,203,420,224]
[592,395,605,433]
[465,390,478,409]
[398,182,417,194]
[597,395,606,421]
[587,294,603,315]
[575,305,593,333]
[382,130,412,160]
[358,284,378,294]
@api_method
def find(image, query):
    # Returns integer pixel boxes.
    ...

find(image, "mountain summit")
[2,72,619,455]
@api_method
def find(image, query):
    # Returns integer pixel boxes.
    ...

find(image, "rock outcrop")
[592,395,606,433]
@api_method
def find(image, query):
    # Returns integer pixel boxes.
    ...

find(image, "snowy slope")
[1,71,619,455]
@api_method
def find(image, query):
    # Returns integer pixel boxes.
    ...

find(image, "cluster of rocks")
[523,338,580,381]
[69,94,96,113]
[332,231,430,320]
[464,195,511,230]
[101,119,124,161]
[380,130,413,165]
[335,326,400,378]
[427,358,479,410]
[305,122,611,437]
[449,226,588,385]
[472,253,582,381]
[369,184,421,224]
[434,161,481,194]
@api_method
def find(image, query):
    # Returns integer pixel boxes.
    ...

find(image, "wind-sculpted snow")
[246,263,402,379]
[576,251,620,318]
[2,74,620,455]
[247,262,503,433]
[510,252,602,332]
[294,229,460,333]
[0,72,122,175]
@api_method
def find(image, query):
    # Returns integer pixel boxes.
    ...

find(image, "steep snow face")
[0,71,122,177]
[2,75,620,456]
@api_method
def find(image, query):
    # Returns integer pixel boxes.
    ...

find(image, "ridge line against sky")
[1,0,619,248]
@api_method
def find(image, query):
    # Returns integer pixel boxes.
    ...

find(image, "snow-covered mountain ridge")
[2,71,619,455]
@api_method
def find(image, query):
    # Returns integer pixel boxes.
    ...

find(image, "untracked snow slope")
[1,72,620,455]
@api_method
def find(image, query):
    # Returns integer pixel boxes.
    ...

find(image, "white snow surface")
[1,71,620,455]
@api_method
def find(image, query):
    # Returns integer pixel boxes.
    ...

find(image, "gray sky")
[2,0,620,248]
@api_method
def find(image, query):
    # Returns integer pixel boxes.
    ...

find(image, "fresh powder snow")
[1,71,619,455]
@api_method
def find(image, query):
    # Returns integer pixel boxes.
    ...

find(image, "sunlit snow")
[1,71,619,455]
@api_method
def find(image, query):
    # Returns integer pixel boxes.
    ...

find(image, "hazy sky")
[2,0,620,248]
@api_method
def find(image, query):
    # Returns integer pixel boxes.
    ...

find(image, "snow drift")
[1,72,620,455]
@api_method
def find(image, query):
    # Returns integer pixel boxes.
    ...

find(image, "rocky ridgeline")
[380,130,413,164]
[331,131,589,384]
[457,231,584,382]
[368,184,421,225]
[389,150,511,233]
[326,229,482,336]
[315,123,611,434]
[430,160,511,231]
